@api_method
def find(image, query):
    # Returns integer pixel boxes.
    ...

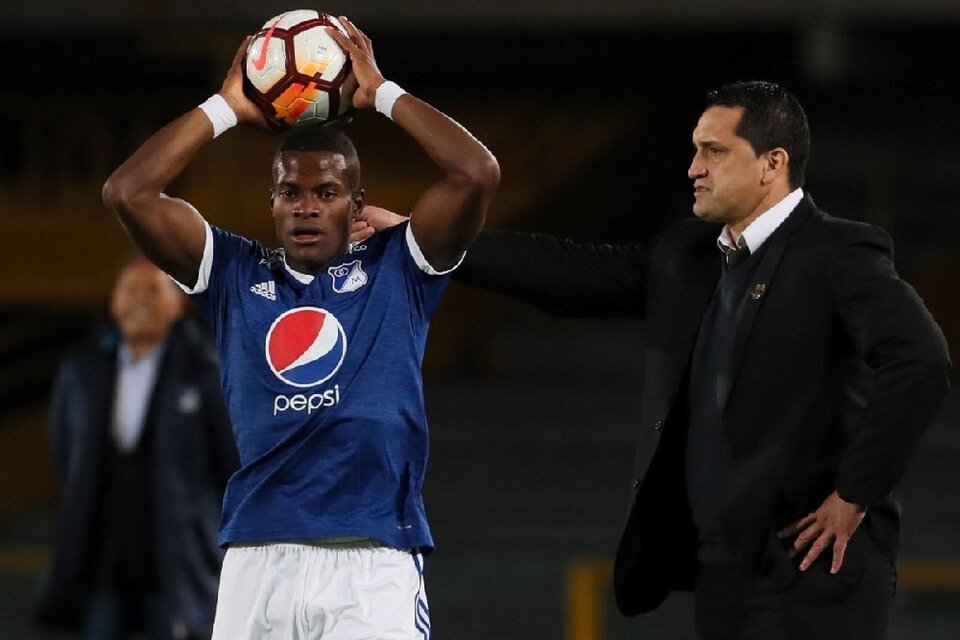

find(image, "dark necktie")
[721,236,750,271]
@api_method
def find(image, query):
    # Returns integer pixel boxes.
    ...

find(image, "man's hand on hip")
[777,490,867,574]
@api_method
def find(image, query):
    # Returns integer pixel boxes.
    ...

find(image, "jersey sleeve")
[405,223,465,276]
[169,219,214,295]
[395,221,456,320]
[174,223,257,332]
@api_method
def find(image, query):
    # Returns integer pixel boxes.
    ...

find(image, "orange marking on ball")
[273,82,321,124]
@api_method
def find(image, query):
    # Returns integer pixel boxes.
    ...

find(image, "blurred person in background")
[35,257,239,640]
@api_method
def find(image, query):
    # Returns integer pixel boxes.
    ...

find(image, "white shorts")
[212,543,431,640]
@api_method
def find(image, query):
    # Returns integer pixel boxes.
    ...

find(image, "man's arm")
[328,19,500,271]
[829,230,950,500]
[779,226,950,573]
[102,39,270,287]
[353,207,651,318]
[456,231,650,318]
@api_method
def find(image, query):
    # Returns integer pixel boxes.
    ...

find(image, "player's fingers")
[349,219,369,233]
[338,16,365,48]
[326,27,357,55]
[233,36,253,69]
[339,17,364,40]
[345,17,373,50]
[234,37,248,63]
[349,225,374,245]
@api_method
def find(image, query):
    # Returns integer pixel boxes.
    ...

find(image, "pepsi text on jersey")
[265,307,348,415]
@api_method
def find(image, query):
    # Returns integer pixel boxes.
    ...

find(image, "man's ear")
[761,148,789,185]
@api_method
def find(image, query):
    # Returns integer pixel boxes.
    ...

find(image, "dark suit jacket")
[36,318,239,635]
[455,195,950,616]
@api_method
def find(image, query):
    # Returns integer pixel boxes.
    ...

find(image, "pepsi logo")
[265,307,347,388]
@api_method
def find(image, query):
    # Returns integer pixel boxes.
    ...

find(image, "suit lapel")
[725,197,815,402]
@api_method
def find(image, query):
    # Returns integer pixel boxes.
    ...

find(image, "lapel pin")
[751,283,767,300]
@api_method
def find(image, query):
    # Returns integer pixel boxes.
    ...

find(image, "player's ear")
[352,188,365,219]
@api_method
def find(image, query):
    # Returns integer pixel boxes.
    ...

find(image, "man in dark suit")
[36,258,239,640]
[353,81,950,638]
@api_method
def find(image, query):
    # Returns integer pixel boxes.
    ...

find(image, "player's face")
[687,106,769,226]
[271,151,363,275]
[111,260,184,347]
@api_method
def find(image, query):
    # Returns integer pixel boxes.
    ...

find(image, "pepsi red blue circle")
[265,307,347,388]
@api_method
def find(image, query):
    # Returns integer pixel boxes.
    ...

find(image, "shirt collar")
[717,188,804,253]
[283,254,315,284]
[117,339,166,368]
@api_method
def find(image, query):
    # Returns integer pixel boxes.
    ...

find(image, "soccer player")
[101,17,499,640]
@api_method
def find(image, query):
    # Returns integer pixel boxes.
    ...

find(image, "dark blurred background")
[1,1,958,638]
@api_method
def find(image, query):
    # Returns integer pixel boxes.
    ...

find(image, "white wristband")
[374,81,407,120]
[198,94,237,138]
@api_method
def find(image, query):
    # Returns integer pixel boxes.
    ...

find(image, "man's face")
[111,260,183,346]
[687,106,769,226]
[271,150,363,275]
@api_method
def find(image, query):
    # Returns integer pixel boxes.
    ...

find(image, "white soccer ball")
[243,10,358,127]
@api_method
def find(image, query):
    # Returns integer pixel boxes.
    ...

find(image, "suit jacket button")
[653,420,663,431]
[632,479,641,489]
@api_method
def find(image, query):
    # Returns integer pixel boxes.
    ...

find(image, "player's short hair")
[706,81,810,189]
[274,125,361,189]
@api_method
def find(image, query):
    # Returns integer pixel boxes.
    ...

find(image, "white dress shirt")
[717,188,804,254]
[112,342,164,454]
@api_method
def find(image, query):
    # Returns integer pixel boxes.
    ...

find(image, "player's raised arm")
[328,18,500,271]
[102,38,271,287]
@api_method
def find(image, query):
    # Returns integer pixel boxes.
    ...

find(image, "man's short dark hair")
[706,81,810,189]
[274,125,361,189]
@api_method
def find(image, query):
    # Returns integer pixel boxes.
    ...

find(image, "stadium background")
[1,1,958,638]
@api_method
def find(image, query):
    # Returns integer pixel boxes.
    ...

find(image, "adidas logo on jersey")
[250,281,277,301]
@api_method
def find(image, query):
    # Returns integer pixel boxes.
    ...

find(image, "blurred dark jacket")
[35,317,238,636]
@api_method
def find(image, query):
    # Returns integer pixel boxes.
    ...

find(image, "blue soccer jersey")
[181,220,452,550]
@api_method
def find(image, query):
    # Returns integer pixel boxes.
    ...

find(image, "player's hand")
[349,219,375,246]
[326,17,386,110]
[777,491,866,574]
[219,37,274,131]
[349,206,409,244]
